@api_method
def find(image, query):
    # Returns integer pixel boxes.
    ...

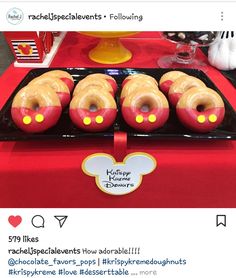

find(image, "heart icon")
[8,215,22,228]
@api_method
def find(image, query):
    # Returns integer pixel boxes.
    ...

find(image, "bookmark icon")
[216,215,226,227]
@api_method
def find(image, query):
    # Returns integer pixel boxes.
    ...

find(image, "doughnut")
[73,77,115,97]
[11,84,62,133]
[42,70,74,92]
[176,87,225,133]
[29,76,70,108]
[159,71,187,95]
[69,86,117,132]
[120,78,159,104]
[122,74,158,88]
[122,89,169,132]
[168,76,206,106]
[81,73,117,93]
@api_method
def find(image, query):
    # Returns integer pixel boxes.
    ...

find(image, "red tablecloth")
[1,32,236,208]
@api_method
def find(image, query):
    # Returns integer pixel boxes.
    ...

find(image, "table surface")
[0,32,236,208]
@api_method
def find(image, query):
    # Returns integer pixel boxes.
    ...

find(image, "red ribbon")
[113,131,127,162]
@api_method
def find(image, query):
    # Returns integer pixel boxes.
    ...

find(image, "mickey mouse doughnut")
[29,76,70,108]
[122,73,158,88]
[42,70,74,92]
[176,87,225,133]
[11,84,62,133]
[122,89,169,132]
[73,76,115,97]
[159,71,187,95]
[82,73,118,94]
[121,78,159,104]
[69,86,117,132]
[168,75,206,106]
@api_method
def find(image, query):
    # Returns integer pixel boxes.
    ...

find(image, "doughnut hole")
[135,95,161,113]
[31,101,40,111]
[192,98,215,112]
[89,104,98,112]
[137,99,156,113]
[196,104,205,112]
[140,104,151,112]
[81,96,105,113]
[26,96,44,112]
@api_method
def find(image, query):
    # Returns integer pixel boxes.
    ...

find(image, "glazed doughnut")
[70,86,117,132]
[176,87,225,133]
[42,70,74,92]
[122,74,158,88]
[120,78,159,104]
[168,76,206,106]
[122,89,169,132]
[73,77,115,97]
[81,73,117,93]
[159,71,187,95]
[29,76,70,108]
[11,84,62,133]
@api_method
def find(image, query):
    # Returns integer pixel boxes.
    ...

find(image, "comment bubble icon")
[31,215,45,228]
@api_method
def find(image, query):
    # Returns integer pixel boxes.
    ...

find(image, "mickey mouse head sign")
[82,152,156,195]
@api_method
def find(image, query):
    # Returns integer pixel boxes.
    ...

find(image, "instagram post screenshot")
[0,1,236,277]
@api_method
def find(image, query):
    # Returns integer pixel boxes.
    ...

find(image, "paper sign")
[82,152,156,195]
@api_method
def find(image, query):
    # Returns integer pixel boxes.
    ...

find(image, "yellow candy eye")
[95,115,104,124]
[209,114,217,123]
[136,115,144,123]
[35,114,44,123]
[23,116,32,125]
[197,115,206,124]
[83,117,91,125]
[148,114,156,123]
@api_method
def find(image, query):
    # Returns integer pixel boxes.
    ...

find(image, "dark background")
[0,32,14,75]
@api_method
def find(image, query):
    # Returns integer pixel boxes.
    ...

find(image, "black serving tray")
[0,67,236,141]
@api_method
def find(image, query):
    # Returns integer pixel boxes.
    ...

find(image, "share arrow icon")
[54,216,68,228]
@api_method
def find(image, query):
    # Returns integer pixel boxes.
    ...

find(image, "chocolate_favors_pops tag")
[82,152,157,195]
